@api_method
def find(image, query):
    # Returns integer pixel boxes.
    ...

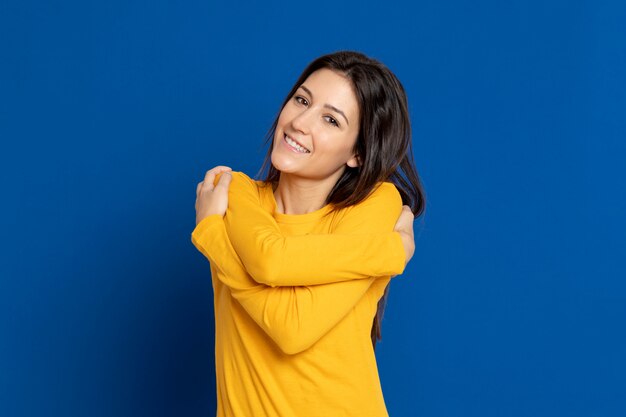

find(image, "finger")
[215,171,232,190]
[203,172,217,192]
[211,165,232,172]
[394,207,414,231]
[207,166,233,177]
[203,166,233,189]
[197,182,203,196]
[398,207,411,218]
[214,166,233,185]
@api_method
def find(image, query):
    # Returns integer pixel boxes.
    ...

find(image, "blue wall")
[1,1,624,416]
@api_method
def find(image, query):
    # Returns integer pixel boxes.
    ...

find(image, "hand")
[195,166,233,225]
[393,205,415,265]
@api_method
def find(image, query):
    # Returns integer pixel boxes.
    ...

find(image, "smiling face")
[271,68,361,184]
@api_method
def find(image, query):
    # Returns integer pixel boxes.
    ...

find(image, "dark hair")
[258,50,426,349]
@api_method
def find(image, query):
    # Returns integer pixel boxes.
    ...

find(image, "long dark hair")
[257,51,426,349]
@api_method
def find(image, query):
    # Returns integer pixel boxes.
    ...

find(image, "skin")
[195,68,416,263]
[269,68,361,215]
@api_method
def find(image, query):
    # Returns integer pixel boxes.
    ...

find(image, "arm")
[223,171,407,287]
[192,167,407,354]
[191,214,378,355]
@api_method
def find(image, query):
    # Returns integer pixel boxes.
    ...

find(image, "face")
[271,68,360,183]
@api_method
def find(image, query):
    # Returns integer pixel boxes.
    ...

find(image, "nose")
[290,107,315,135]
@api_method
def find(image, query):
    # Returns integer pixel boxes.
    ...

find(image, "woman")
[192,51,425,417]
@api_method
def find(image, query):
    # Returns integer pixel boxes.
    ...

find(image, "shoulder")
[345,181,403,214]
[230,171,271,188]
[229,170,254,185]
[329,182,402,232]
[227,171,274,205]
[228,171,260,193]
[367,181,402,207]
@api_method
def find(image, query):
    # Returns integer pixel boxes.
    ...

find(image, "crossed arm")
[191,168,413,354]
[221,171,408,286]
[193,215,391,354]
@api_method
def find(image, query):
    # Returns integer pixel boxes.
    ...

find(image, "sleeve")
[222,171,407,287]
[191,214,378,355]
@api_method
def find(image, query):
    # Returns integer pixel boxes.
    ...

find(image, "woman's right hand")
[394,205,415,265]
[195,165,233,225]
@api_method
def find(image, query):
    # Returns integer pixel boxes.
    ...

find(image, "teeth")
[285,135,310,153]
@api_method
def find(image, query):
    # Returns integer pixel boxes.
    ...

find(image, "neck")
[273,172,342,215]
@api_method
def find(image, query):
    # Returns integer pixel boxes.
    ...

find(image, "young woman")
[192,51,425,417]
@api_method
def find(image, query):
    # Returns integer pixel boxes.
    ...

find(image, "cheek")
[277,103,295,125]
[273,112,289,142]
[336,131,358,152]
[319,135,356,159]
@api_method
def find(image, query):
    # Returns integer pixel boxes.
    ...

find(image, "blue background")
[1,0,625,416]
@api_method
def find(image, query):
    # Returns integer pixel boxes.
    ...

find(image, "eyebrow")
[299,85,350,126]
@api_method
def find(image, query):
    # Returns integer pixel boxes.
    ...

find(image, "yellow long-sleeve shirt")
[191,171,407,417]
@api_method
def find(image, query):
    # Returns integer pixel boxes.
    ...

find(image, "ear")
[346,154,361,168]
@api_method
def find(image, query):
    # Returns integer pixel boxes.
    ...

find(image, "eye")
[324,116,339,127]
[294,95,309,106]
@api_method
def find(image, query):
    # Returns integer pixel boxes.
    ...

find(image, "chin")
[270,152,295,174]
[270,150,293,172]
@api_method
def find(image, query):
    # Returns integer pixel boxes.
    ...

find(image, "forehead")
[300,68,359,118]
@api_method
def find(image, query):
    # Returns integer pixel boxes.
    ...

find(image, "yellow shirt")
[191,171,406,417]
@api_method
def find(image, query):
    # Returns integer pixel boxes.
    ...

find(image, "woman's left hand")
[394,205,415,265]
[195,166,233,225]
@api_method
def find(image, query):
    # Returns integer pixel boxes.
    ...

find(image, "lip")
[282,133,310,154]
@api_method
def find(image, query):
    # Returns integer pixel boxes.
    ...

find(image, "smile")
[283,134,311,153]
